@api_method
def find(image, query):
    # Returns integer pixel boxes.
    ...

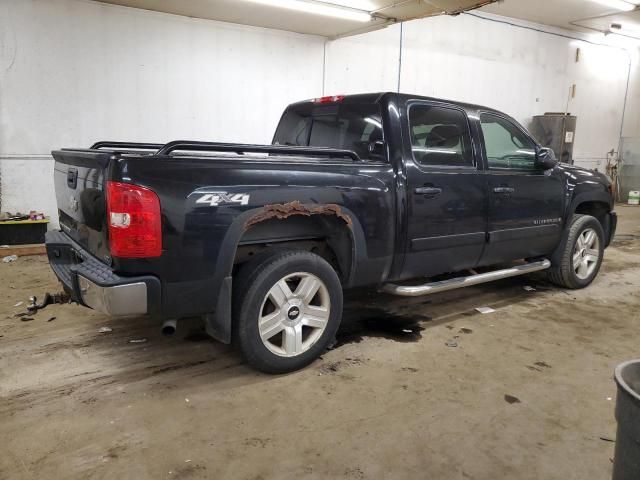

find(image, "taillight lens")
[106,181,162,258]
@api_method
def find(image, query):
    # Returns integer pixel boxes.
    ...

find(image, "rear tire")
[547,214,604,289]
[233,250,343,374]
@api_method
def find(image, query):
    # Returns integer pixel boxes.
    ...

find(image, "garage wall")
[0,0,325,227]
[325,13,636,171]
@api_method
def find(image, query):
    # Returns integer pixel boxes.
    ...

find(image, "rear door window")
[273,103,384,161]
[408,104,474,167]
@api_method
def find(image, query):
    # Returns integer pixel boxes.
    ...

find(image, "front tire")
[233,250,343,374]
[548,214,604,289]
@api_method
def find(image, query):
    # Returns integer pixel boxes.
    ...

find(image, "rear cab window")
[273,102,385,162]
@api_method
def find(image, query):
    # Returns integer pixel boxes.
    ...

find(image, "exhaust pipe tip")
[161,319,177,336]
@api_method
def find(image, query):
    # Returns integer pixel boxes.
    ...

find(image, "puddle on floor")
[334,307,431,348]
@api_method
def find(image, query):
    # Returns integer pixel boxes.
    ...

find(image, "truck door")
[477,112,564,266]
[400,102,487,279]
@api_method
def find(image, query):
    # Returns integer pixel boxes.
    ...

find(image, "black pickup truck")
[47,92,616,373]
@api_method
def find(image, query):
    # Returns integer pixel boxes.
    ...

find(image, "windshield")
[272,103,384,161]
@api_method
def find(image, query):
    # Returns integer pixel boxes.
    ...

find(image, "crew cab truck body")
[47,92,616,373]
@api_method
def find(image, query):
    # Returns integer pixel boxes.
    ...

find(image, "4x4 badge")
[195,192,250,207]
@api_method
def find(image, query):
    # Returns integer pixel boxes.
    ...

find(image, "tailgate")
[51,149,113,264]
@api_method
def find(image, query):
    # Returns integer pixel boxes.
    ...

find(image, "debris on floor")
[47,316,56,322]
[504,394,521,404]
[129,338,148,344]
[13,301,23,307]
[445,338,459,347]
[523,285,536,292]
[475,306,495,314]
[20,317,35,322]
[3,255,18,263]
[459,328,473,334]
[98,326,113,333]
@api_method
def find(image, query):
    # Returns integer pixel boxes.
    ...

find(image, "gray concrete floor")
[1,206,639,479]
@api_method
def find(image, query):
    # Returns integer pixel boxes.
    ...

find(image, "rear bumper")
[45,231,161,316]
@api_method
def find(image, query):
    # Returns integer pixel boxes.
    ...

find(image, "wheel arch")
[568,192,613,244]
[205,202,366,343]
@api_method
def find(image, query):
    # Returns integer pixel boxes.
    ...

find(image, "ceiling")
[94,0,640,39]
[480,0,640,40]
[93,0,499,38]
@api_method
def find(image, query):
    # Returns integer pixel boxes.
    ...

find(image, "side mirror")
[536,147,558,170]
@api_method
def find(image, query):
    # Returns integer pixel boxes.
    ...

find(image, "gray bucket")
[613,360,640,480]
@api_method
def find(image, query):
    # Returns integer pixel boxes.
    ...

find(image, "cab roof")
[289,92,504,116]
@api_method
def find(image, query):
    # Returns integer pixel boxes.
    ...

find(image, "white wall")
[326,13,636,171]
[0,0,325,227]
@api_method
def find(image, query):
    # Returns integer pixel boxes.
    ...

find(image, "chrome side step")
[381,259,551,297]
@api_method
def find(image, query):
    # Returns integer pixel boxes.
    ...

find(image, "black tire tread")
[232,249,342,374]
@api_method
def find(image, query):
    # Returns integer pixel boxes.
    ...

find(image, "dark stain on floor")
[334,307,430,348]
[183,330,213,343]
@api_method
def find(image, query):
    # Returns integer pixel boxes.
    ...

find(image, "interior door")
[401,102,487,279]
[478,112,564,266]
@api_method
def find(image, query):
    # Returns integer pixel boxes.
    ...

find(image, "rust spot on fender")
[245,200,352,229]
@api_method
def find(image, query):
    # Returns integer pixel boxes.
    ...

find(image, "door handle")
[415,187,442,196]
[493,186,515,194]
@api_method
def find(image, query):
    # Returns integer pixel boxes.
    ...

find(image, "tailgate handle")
[67,168,78,189]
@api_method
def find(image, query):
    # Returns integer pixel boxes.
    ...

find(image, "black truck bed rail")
[80,140,362,162]
[90,141,165,151]
[155,140,362,161]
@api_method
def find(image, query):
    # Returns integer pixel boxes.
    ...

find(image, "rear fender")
[205,202,366,343]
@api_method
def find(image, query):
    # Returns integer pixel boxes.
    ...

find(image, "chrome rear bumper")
[46,230,161,316]
[77,276,148,316]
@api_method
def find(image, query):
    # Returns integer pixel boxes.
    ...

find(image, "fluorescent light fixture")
[245,0,372,22]
[590,0,636,11]
[610,22,640,36]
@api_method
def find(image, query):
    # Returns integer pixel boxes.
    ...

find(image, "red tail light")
[313,95,345,104]
[106,181,162,258]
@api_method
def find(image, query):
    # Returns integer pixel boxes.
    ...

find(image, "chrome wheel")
[573,228,600,280]
[258,272,330,357]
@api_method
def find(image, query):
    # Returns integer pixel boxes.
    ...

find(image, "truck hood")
[556,163,611,187]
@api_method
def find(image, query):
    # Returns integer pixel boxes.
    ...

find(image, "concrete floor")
[1,207,639,480]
